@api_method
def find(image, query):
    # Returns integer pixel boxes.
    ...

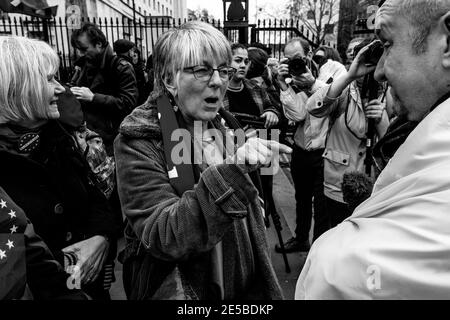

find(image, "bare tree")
[187,8,215,21]
[287,0,340,46]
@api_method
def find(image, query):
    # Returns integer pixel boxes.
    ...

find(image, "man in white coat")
[295,0,450,299]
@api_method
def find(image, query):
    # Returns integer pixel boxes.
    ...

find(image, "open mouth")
[204,97,219,104]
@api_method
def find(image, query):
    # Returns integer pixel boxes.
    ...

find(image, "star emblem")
[10,225,17,234]
[8,210,16,219]
[6,240,14,250]
[0,199,6,209]
[0,249,6,260]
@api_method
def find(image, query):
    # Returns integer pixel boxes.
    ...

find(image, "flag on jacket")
[0,188,26,300]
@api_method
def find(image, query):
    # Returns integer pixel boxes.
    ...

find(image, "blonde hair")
[153,21,232,95]
[0,36,60,124]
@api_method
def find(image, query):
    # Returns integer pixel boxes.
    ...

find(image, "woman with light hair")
[114,21,290,300]
[0,36,118,300]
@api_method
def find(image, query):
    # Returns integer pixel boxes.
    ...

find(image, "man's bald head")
[284,37,311,58]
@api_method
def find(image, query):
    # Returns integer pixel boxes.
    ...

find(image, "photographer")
[304,39,389,227]
[296,0,450,299]
[274,38,331,253]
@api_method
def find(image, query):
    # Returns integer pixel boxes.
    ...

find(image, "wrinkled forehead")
[375,0,398,30]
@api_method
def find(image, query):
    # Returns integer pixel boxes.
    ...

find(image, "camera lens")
[288,57,307,76]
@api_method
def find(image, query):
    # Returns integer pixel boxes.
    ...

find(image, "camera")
[353,39,384,66]
[287,56,308,76]
[232,112,266,129]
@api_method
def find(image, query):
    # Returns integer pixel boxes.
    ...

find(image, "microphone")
[342,171,374,212]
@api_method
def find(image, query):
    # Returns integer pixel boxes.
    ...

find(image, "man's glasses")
[183,65,236,82]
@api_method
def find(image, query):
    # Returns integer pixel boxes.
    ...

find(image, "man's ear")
[440,12,450,69]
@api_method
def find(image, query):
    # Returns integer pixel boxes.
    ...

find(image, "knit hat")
[113,39,135,55]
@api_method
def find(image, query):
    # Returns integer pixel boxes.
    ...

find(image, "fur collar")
[119,92,163,139]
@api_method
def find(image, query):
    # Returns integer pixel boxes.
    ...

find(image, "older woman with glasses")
[114,21,291,300]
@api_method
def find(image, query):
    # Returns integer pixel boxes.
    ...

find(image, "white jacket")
[296,96,450,299]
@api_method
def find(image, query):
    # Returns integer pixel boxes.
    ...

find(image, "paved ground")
[110,165,306,300]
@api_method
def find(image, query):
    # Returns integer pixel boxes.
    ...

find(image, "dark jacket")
[114,94,283,300]
[0,121,118,265]
[119,54,150,106]
[0,186,87,300]
[223,78,282,120]
[71,45,138,153]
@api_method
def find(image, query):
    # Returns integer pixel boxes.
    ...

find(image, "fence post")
[250,25,256,43]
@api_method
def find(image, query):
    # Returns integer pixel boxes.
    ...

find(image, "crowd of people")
[1,0,450,300]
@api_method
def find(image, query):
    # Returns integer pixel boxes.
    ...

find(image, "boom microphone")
[342,171,374,212]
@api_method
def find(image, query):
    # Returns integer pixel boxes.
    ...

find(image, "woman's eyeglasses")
[183,65,236,82]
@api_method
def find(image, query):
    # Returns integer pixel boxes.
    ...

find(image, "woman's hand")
[62,235,110,285]
[261,111,279,128]
[71,86,95,102]
[364,99,385,123]
[231,137,292,173]
[347,44,377,81]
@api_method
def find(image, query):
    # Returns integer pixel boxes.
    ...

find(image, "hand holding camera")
[277,55,315,89]
[348,40,384,81]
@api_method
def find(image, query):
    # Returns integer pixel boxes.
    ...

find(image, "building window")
[158,2,160,12]
[162,4,164,14]
[170,9,172,16]
[139,6,141,13]
[166,7,168,15]
[144,10,147,16]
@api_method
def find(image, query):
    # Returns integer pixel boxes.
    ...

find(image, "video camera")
[232,112,266,129]
[353,39,384,66]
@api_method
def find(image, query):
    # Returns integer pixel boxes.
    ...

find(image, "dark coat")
[119,54,150,106]
[71,46,138,153]
[0,121,118,264]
